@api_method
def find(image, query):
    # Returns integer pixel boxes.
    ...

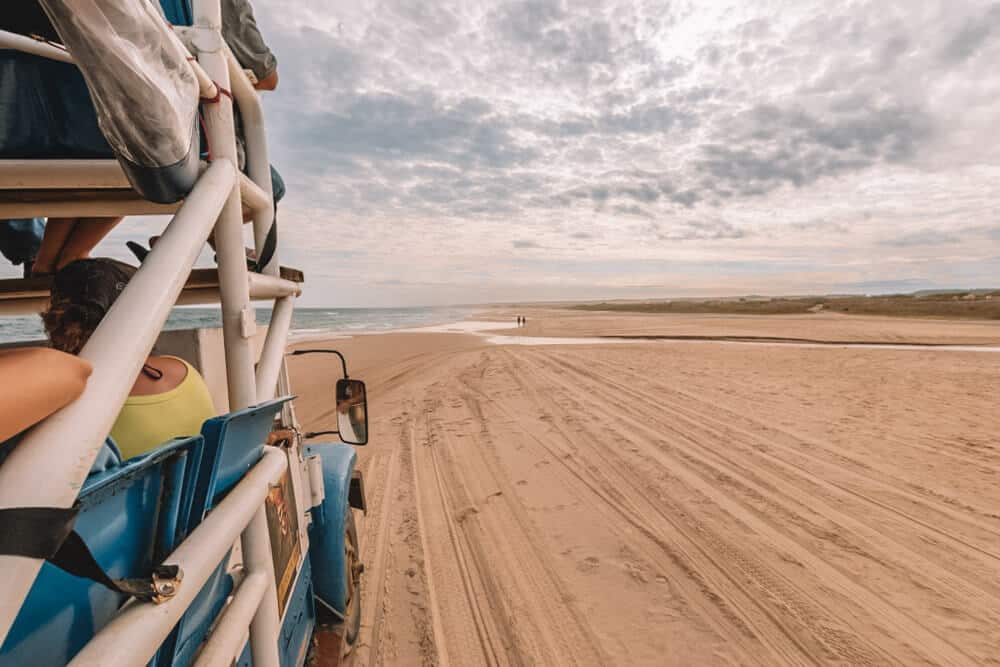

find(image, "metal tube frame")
[191,571,269,667]
[189,3,282,664]
[68,448,288,667]
[0,273,300,317]
[224,46,277,277]
[0,198,178,218]
[0,2,301,661]
[255,296,295,401]
[194,0,258,413]
[0,160,235,641]
[0,28,72,63]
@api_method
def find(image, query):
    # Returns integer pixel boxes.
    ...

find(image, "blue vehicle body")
[305,443,358,615]
[0,398,361,666]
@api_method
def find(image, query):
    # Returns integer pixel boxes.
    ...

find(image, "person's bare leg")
[54,217,123,270]
[31,218,76,275]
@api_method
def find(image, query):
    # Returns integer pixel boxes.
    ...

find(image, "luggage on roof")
[0,0,200,203]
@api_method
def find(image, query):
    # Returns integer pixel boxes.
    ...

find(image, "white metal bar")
[0,29,216,100]
[277,361,300,431]
[0,160,131,189]
[0,274,299,317]
[0,29,72,63]
[0,161,235,645]
[248,273,302,299]
[191,571,268,667]
[69,448,288,667]
[239,172,270,214]
[255,297,295,401]
[190,59,220,101]
[225,47,278,276]
[195,9,258,412]
[0,299,48,317]
[0,161,271,221]
[0,198,178,218]
[242,506,282,667]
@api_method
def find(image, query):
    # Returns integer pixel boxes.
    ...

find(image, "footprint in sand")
[577,556,600,573]
[624,561,650,584]
[454,505,479,523]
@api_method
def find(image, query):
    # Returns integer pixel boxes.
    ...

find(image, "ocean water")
[0,306,478,344]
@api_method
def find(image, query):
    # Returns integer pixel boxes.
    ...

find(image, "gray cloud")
[939,4,1000,64]
[880,230,961,247]
[647,219,748,242]
[697,103,934,199]
[282,91,532,170]
[205,0,1000,306]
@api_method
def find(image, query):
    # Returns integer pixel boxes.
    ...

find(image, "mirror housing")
[336,378,368,445]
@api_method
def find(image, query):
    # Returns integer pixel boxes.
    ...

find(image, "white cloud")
[96,0,1000,305]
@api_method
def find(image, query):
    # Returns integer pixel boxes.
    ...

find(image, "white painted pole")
[247,273,301,299]
[255,296,295,402]
[0,199,178,218]
[0,159,131,189]
[191,571,268,667]
[0,29,217,101]
[277,362,300,431]
[225,47,277,276]
[193,0,257,412]
[241,506,283,667]
[0,161,235,645]
[0,29,72,63]
[69,448,287,667]
[239,172,271,213]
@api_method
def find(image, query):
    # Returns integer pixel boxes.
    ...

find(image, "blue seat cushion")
[1,437,200,665]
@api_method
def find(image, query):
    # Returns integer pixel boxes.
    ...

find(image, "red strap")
[200,85,233,104]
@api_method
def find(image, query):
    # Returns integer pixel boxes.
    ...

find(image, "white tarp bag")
[39,0,200,202]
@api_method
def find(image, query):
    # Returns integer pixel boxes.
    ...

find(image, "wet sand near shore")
[491,307,1000,345]
[289,312,1000,666]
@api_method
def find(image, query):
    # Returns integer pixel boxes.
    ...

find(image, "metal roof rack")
[0,3,299,661]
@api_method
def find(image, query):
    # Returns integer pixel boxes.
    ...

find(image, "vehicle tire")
[342,508,362,654]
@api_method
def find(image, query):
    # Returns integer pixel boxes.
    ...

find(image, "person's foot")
[30,258,54,278]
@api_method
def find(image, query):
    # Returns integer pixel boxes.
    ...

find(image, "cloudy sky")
[137,1,1000,305]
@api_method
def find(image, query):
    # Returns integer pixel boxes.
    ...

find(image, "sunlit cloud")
[89,0,1000,305]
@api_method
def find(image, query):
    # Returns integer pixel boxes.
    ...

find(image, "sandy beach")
[289,310,1000,666]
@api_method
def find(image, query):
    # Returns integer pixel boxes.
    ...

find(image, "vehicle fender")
[304,442,358,614]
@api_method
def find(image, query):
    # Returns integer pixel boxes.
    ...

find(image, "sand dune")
[289,313,1000,666]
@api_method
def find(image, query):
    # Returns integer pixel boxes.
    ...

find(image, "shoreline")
[287,308,1000,351]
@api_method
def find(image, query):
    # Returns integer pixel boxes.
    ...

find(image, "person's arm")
[221,0,278,89]
[254,69,278,91]
[0,348,92,441]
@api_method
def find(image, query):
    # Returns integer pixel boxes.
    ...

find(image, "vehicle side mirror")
[336,378,368,445]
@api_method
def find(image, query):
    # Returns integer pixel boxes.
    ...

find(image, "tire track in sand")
[513,347,996,664]
[410,371,609,666]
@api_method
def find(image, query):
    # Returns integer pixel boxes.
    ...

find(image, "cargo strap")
[0,507,182,603]
[200,84,233,105]
[255,216,277,272]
